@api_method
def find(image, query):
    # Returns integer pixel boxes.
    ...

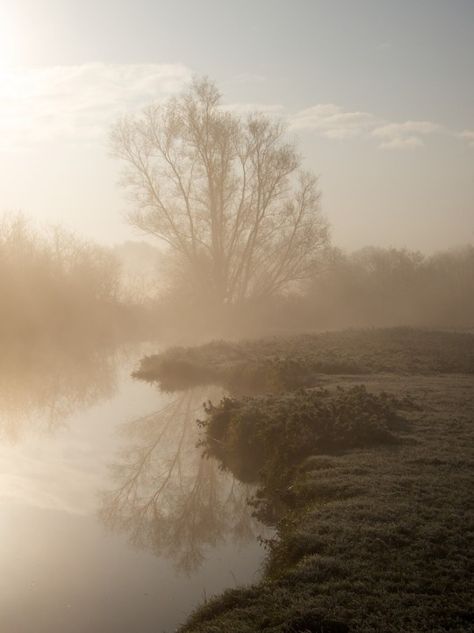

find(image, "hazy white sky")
[0,0,472,251]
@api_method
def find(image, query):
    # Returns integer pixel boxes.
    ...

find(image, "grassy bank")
[139,329,474,632]
[135,328,474,393]
[185,375,474,632]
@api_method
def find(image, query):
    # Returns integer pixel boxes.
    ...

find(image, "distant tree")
[111,77,328,304]
[0,214,121,343]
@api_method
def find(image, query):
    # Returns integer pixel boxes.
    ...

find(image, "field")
[142,329,474,632]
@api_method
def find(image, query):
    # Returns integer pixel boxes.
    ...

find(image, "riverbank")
[135,327,474,393]
[140,329,474,632]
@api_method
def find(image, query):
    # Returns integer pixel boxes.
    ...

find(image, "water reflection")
[0,345,268,632]
[0,339,266,574]
[101,388,262,572]
[0,340,117,441]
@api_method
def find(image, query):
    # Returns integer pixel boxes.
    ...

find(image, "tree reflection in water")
[100,388,261,573]
[0,340,117,441]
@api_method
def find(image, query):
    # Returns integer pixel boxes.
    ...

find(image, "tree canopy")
[111,77,328,304]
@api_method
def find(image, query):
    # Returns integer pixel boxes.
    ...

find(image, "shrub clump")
[199,385,406,493]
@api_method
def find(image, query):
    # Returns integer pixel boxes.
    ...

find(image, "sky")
[0,0,472,252]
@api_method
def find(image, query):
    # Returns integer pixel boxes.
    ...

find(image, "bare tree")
[111,77,329,304]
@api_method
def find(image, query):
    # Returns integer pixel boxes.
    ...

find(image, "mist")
[1,3,473,632]
[140,243,474,341]
[2,213,472,348]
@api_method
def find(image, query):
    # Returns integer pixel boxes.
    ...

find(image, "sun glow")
[0,6,26,67]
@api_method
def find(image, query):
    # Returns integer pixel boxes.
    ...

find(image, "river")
[0,341,269,632]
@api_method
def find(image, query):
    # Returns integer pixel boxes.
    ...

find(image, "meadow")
[139,329,474,632]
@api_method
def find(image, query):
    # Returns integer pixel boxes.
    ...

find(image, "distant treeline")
[155,245,474,338]
[302,246,474,330]
[1,214,472,344]
[0,216,148,345]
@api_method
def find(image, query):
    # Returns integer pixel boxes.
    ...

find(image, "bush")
[200,386,407,494]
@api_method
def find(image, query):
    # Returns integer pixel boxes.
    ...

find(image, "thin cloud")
[0,63,192,150]
[378,136,423,150]
[221,102,284,116]
[1,68,470,153]
[460,129,474,147]
[290,104,454,150]
[372,120,441,149]
[290,104,377,139]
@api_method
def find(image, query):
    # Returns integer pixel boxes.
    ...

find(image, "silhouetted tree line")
[1,214,471,344]
[301,245,474,331]
[0,215,142,344]
[149,244,474,338]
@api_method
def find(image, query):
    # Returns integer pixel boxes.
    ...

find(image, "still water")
[0,342,268,633]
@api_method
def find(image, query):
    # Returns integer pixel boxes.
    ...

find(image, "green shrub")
[199,386,406,496]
